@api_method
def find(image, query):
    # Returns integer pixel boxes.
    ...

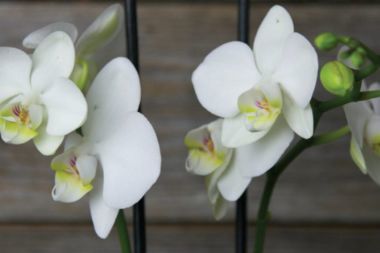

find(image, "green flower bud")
[71,60,90,91]
[349,50,366,69]
[339,48,353,60]
[315,33,338,51]
[320,61,354,96]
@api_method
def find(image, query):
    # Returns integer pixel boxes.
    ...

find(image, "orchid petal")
[96,112,161,209]
[33,123,64,156]
[282,94,314,139]
[273,33,318,108]
[83,58,140,141]
[51,151,96,203]
[253,5,294,75]
[89,179,119,239]
[350,136,367,174]
[0,121,18,143]
[40,77,87,136]
[7,123,38,145]
[31,31,75,92]
[0,47,31,103]
[185,120,231,176]
[221,115,269,148]
[208,120,229,156]
[186,146,221,175]
[192,41,261,118]
[64,132,83,150]
[77,155,97,184]
[212,194,229,220]
[344,101,372,148]
[238,117,294,177]
[362,146,380,186]
[23,22,78,49]
[205,152,232,204]
[51,170,93,203]
[1,121,37,144]
[29,104,44,129]
[217,157,251,201]
[76,4,123,59]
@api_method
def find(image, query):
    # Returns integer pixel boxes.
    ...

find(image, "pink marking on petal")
[69,156,77,167]
[12,105,20,117]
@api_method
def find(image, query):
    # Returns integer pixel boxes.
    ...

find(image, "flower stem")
[116,210,132,253]
[253,139,310,253]
[253,35,380,253]
[317,89,380,113]
[310,126,350,146]
[253,125,350,253]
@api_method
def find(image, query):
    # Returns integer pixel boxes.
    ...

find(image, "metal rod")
[133,198,146,253]
[124,0,139,72]
[236,0,250,252]
[236,192,248,253]
[123,1,146,253]
[238,0,250,44]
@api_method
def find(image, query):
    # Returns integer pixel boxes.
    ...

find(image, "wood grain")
[0,224,380,253]
[0,2,379,226]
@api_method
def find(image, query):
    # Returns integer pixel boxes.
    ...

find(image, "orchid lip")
[66,155,80,176]
[202,134,216,154]
[12,104,31,126]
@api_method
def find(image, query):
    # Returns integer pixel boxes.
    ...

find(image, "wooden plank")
[0,224,379,253]
[20,0,380,3]
[0,2,380,223]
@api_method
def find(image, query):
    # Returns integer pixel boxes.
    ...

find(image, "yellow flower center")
[66,156,80,177]
[202,135,215,154]
[255,99,271,112]
[12,105,30,126]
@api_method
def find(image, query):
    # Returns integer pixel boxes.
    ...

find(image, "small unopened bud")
[320,61,354,96]
[349,50,366,69]
[71,60,90,91]
[315,33,338,51]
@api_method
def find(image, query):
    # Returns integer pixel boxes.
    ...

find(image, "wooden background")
[1,1,380,252]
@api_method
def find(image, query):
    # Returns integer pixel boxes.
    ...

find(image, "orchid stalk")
[253,26,380,253]
[185,4,380,253]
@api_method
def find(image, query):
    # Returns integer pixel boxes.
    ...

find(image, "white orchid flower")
[344,82,380,184]
[185,120,252,219]
[0,32,87,155]
[50,57,161,239]
[23,4,123,90]
[191,5,318,177]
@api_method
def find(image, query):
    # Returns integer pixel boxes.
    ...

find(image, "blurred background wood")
[0,1,380,252]
[10,0,380,3]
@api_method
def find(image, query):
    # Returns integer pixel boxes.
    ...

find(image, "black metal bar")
[123,1,146,253]
[238,0,250,44]
[236,192,248,253]
[124,0,140,72]
[132,198,146,253]
[236,0,250,252]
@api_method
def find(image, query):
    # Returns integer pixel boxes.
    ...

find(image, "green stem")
[317,89,380,113]
[310,126,350,146]
[253,126,350,253]
[116,210,132,253]
[254,139,310,253]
